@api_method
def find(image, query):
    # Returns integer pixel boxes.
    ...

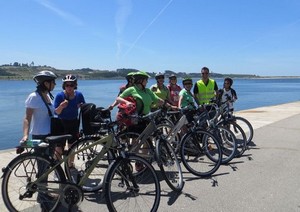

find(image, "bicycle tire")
[65,137,115,192]
[2,152,65,212]
[104,154,161,212]
[212,126,237,164]
[156,139,184,192]
[180,129,222,177]
[217,120,247,157]
[233,116,254,144]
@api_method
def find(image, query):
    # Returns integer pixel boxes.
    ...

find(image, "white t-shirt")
[25,91,54,135]
[221,89,235,110]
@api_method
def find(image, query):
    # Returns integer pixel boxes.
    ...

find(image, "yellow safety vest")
[196,79,216,104]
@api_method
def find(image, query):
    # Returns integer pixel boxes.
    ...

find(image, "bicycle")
[159,107,223,177]
[193,104,238,164]
[64,108,120,192]
[118,109,184,192]
[1,133,161,211]
[218,100,254,145]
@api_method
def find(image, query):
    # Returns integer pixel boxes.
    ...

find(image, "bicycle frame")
[166,112,188,142]
[129,118,157,158]
[31,133,117,188]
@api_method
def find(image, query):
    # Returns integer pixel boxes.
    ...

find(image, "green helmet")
[182,77,193,85]
[134,71,150,79]
[126,72,136,80]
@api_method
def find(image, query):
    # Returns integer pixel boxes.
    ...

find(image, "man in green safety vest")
[193,67,219,106]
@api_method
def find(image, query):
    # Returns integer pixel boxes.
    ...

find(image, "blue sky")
[0,0,299,76]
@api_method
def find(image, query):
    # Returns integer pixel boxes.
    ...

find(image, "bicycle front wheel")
[65,137,115,192]
[180,129,222,177]
[2,152,65,212]
[156,139,184,192]
[104,155,161,212]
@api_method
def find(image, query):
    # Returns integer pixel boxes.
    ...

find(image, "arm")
[116,96,135,108]
[214,81,219,96]
[193,83,200,105]
[231,89,238,101]
[21,108,34,142]
[178,95,184,109]
[109,100,118,110]
[55,100,68,115]
[54,93,68,115]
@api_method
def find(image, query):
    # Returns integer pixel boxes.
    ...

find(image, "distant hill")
[0,64,260,80]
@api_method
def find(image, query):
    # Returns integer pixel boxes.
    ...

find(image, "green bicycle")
[1,133,161,212]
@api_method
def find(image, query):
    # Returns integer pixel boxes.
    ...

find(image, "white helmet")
[33,70,57,84]
[62,74,77,82]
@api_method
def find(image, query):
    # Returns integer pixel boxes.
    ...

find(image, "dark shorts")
[61,119,79,144]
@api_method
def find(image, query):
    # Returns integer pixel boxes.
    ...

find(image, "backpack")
[116,96,139,127]
[79,103,105,135]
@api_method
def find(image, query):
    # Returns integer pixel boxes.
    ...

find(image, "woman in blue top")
[54,74,85,167]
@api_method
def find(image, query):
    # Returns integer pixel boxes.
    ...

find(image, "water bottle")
[26,139,42,147]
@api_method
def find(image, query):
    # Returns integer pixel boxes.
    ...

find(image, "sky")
[0,0,300,76]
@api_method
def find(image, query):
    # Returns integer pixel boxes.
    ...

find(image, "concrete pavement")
[1,101,300,211]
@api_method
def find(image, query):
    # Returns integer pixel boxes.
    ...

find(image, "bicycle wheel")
[104,154,161,212]
[233,116,254,144]
[213,126,237,164]
[218,120,247,157]
[65,137,114,192]
[2,152,65,212]
[180,129,222,177]
[156,139,184,192]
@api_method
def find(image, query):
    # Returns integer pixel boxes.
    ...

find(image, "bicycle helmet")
[224,77,233,86]
[155,72,165,80]
[168,74,177,79]
[62,74,77,82]
[182,77,193,85]
[62,74,78,89]
[125,72,135,81]
[133,71,150,79]
[33,70,57,85]
[133,71,150,85]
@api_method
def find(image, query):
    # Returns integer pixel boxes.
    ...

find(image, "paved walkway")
[1,101,300,211]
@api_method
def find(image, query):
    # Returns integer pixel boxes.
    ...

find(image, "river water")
[0,78,299,150]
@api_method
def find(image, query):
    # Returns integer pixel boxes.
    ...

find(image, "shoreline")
[1,100,300,153]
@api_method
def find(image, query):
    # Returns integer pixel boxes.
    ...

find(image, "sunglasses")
[184,83,192,85]
[201,72,209,75]
[65,83,75,87]
[157,77,165,79]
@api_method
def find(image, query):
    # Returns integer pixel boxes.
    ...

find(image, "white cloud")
[35,0,83,26]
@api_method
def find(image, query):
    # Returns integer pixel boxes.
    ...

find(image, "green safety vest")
[196,79,216,104]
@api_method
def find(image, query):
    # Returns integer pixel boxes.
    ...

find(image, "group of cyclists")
[110,66,237,121]
[20,67,238,170]
[2,67,243,211]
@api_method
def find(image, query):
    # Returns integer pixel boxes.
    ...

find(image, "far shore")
[1,76,300,81]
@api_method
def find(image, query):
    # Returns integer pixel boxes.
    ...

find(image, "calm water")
[1,78,300,150]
